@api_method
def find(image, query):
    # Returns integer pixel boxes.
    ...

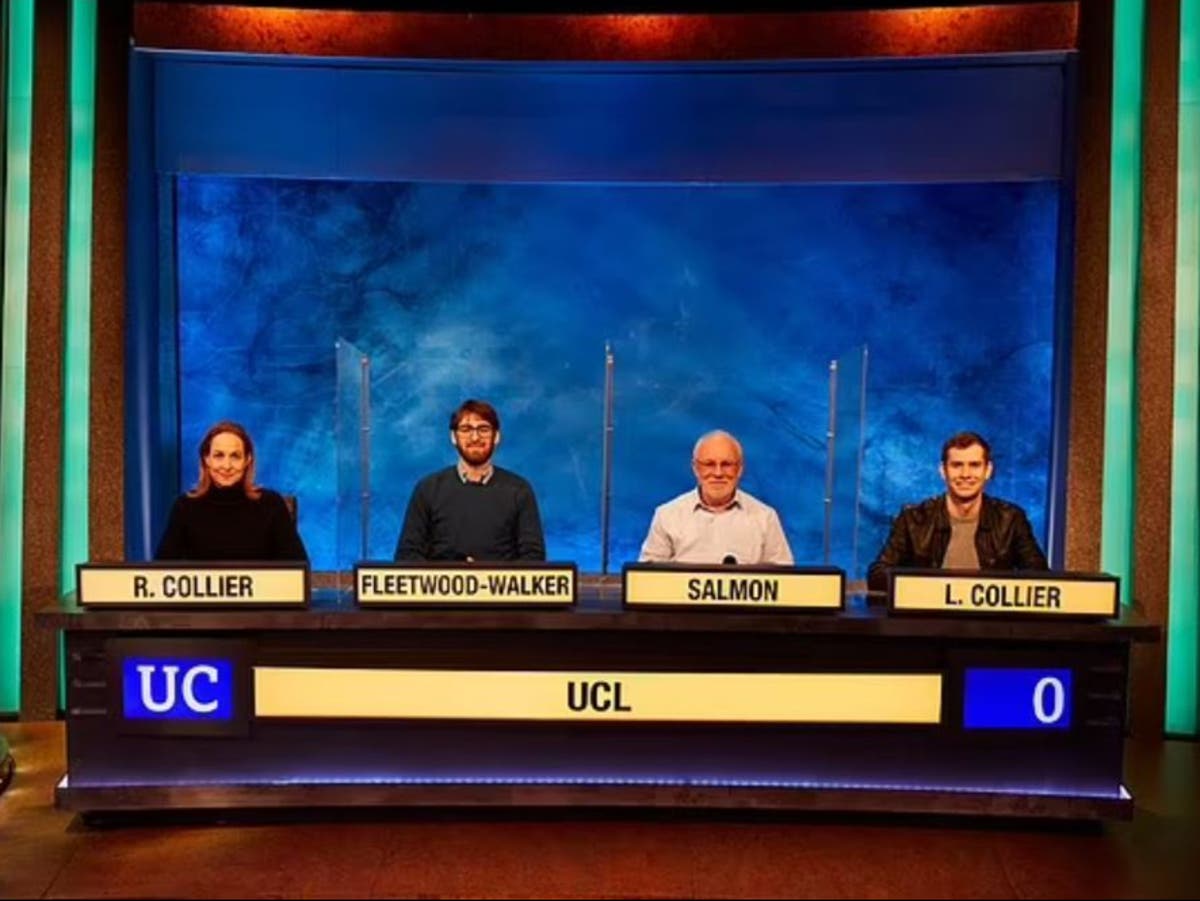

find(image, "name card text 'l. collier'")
[890,572,1119,618]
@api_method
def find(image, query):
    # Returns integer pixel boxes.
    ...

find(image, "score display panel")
[248,664,1081,730]
[117,644,1093,734]
[75,629,1129,816]
[110,630,1093,732]
[962,667,1072,730]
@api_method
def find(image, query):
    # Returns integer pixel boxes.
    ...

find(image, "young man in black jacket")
[867,431,1047,591]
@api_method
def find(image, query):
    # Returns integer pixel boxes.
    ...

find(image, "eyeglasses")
[694,459,740,473]
[455,425,495,438]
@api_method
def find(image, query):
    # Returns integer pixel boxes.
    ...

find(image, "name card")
[77,563,309,608]
[889,571,1119,618]
[355,563,577,607]
[254,668,942,724]
[623,565,844,611]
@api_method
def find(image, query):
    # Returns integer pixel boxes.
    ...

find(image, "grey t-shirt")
[942,515,980,570]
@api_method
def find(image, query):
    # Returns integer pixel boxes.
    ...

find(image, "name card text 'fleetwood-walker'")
[77,564,309,608]
[890,571,1119,618]
[623,565,844,611]
[355,564,577,607]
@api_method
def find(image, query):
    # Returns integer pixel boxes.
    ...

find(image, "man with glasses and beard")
[394,399,546,561]
[639,430,793,566]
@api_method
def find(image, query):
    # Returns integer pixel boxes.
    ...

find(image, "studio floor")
[1,722,1198,899]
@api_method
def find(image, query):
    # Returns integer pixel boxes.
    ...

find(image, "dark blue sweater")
[394,466,545,561]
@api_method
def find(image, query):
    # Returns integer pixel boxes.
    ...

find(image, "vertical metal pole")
[823,360,838,565]
[851,346,870,577]
[334,340,344,574]
[600,342,615,574]
[359,353,371,563]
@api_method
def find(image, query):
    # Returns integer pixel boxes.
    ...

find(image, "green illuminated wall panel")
[1,0,35,714]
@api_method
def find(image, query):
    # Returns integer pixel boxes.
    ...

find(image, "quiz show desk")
[38,563,1158,821]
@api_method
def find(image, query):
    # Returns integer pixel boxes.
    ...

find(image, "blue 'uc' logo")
[122,658,235,720]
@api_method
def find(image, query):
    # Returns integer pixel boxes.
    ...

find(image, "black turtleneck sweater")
[154,485,308,562]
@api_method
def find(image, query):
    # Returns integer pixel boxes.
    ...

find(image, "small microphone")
[722,554,738,565]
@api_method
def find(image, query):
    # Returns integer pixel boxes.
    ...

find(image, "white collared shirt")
[456,460,495,485]
[638,489,794,565]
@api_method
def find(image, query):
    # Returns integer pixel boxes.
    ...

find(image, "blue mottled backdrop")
[176,177,1059,574]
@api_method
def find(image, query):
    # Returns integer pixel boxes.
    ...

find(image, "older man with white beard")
[639,430,793,566]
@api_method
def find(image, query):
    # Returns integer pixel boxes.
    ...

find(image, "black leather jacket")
[867,494,1048,591]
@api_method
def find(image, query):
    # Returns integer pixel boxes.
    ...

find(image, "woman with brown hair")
[155,421,308,561]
